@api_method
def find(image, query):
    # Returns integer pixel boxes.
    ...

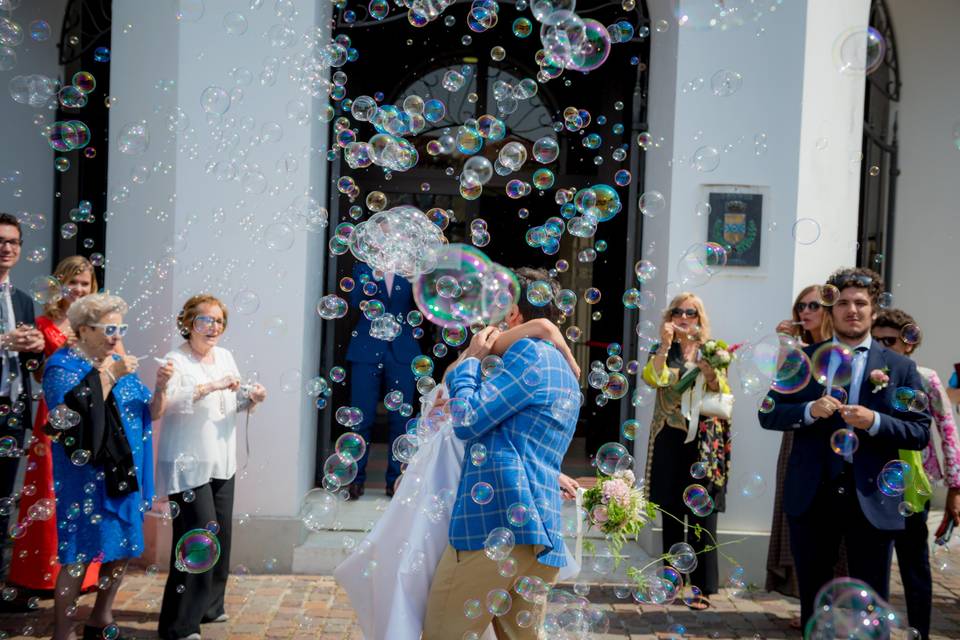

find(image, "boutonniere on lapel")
[869,367,890,393]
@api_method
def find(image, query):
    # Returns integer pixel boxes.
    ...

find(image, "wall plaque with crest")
[706,191,762,267]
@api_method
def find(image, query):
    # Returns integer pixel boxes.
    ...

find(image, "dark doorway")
[317,3,651,486]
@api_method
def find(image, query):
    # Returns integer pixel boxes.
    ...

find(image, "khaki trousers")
[423,544,560,640]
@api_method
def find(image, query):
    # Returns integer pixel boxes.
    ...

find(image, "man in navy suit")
[0,213,45,573]
[759,267,930,627]
[344,261,421,499]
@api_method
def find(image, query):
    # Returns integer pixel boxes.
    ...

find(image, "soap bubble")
[175,529,221,573]
[878,459,910,497]
[710,69,742,97]
[486,588,512,616]
[835,26,886,75]
[299,488,338,532]
[471,481,494,505]
[638,191,666,218]
[811,343,854,388]
[412,244,519,329]
[667,542,697,573]
[117,122,150,155]
[830,429,859,456]
[322,453,358,486]
[682,484,714,517]
[595,442,628,475]
[792,218,821,245]
[335,433,366,462]
[483,527,514,561]
[29,275,63,305]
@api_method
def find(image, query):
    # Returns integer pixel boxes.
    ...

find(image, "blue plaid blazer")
[446,338,580,567]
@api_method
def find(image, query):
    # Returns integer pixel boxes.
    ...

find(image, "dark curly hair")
[825,267,885,307]
[874,308,922,351]
[513,267,561,324]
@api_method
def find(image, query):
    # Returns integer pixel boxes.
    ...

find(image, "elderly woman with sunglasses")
[156,294,266,640]
[45,293,171,640]
[641,293,730,609]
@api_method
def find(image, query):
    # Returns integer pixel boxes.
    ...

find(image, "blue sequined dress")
[44,347,154,565]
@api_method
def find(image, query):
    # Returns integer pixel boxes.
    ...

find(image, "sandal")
[684,595,711,611]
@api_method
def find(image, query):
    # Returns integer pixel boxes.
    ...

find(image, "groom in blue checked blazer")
[423,268,580,640]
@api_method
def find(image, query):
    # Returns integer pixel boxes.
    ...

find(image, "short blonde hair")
[176,294,228,339]
[67,293,128,333]
[661,292,712,342]
[44,255,98,318]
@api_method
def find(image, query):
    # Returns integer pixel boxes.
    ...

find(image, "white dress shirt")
[0,275,19,398]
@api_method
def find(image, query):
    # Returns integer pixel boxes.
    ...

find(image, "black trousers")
[0,409,23,574]
[650,427,720,594]
[158,476,235,640]
[894,505,932,640]
[788,472,894,628]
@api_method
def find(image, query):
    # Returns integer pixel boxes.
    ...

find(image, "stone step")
[291,490,652,576]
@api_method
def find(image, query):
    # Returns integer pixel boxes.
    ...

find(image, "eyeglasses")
[670,308,699,318]
[795,301,822,313]
[193,315,225,335]
[89,323,128,338]
[829,274,874,289]
[875,336,900,347]
[0,239,22,249]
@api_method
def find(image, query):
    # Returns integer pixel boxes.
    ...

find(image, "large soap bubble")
[175,529,221,574]
[412,244,519,329]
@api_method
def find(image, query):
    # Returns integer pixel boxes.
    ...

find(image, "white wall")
[109,0,328,570]
[638,0,869,582]
[0,0,67,290]
[886,0,960,395]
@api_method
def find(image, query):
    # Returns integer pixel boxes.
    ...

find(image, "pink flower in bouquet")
[614,469,636,486]
[601,478,631,507]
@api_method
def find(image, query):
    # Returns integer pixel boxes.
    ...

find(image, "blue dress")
[44,347,154,565]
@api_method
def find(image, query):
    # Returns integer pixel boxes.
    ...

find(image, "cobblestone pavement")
[2,559,958,639]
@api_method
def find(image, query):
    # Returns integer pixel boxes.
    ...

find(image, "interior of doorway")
[318,2,652,489]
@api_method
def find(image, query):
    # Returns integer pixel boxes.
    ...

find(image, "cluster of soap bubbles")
[536,5,615,79]
[805,578,908,639]
[349,206,446,278]
[412,244,519,329]
[8,73,59,107]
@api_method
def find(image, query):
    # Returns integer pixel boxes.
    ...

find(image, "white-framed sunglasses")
[89,323,128,338]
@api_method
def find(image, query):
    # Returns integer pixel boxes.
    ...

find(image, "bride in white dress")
[335,320,582,640]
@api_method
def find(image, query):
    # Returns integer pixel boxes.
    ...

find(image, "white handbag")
[682,375,735,443]
[700,390,735,421]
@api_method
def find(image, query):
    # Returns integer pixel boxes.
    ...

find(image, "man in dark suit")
[759,267,930,627]
[0,213,45,569]
[344,261,421,499]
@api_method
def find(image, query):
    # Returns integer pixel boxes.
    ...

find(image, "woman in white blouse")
[156,294,266,640]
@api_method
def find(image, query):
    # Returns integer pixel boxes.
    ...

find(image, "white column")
[108,0,328,571]
[636,0,869,584]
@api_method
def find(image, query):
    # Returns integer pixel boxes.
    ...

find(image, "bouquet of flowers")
[581,469,657,564]
[673,338,735,394]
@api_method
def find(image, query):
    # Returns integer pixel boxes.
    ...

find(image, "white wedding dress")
[334,385,581,640]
